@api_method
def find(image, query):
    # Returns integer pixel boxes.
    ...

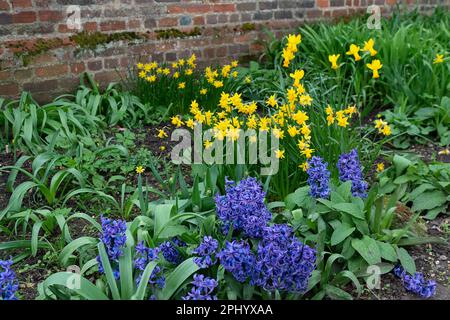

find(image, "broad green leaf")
[351,236,381,265]
[397,247,416,274]
[160,258,199,300]
[331,223,355,246]
[333,203,364,220]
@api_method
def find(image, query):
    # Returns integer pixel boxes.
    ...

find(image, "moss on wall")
[155,27,202,40]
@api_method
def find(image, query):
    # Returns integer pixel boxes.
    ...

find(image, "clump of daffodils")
[282,34,301,68]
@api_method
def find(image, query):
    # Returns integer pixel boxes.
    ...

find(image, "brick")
[186,4,211,14]
[254,11,273,20]
[70,62,85,74]
[303,0,316,8]
[193,16,205,25]
[35,64,69,78]
[236,2,257,11]
[278,1,298,8]
[275,10,294,19]
[14,69,34,81]
[206,14,217,24]
[23,79,58,92]
[83,21,97,32]
[0,83,19,96]
[259,1,278,10]
[386,0,397,4]
[100,20,126,31]
[330,0,345,6]
[12,0,32,8]
[144,18,156,28]
[317,0,330,7]
[213,4,236,12]
[104,58,119,69]
[167,5,185,14]
[0,0,10,10]
[158,17,178,27]
[0,70,11,81]
[87,60,103,71]
[128,19,141,29]
[0,13,12,25]
[39,10,63,22]
[94,70,121,86]
[13,11,37,23]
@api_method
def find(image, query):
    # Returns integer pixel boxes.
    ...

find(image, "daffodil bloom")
[381,125,391,136]
[157,129,168,139]
[326,114,335,126]
[178,82,186,89]
[297,139,309,150]
[328,54,340,69]
[282,47,295,67]
[147,75,156,83]
[173,72,180,79]
[185,69,193,75]
[292,110,309,126]
[259,117,271,132]
[336,111,349,127]
[346,44,361,61]
[345,105,357,115]
[221,65,232,77]
[433,54,444,64]
[213,80,224,88]
[266,94,278,107]
[178,59,185,66]
[299,162,309,172]
[376,163,384,172]
[363,39,377,56]
[301,148,314,159]
[144,64,151,72]
[246,115,258,129]
[245,76,252,84]
[204,140,213,149]
[171,116,184,127]
[290,69,304,85]
[287,87,297,104]
[232,71,238,78]
[300,125,311,136]
[186,118,195,129]
[438,149,450,155]
[249,135,257,143]
[159,146,166,151]
[137,63,144,69]
[200,88,207,95]
[138,71,146,78]
[272,128,284,139]
[172,62,178,68]
[275,149,285,159]
[299,94,313,106]
[366,59,382,78]
[325,105,333,115]
[163,68,170,75]
[136,166,145,174]
[288,125,299,137]
[286,34,301,52]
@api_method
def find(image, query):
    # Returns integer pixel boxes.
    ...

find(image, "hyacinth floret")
[306,156,331,199]
[0,258,19,300]
[96,216,127,278]
[134,242,165,289]
[182,274,218,300]
[337,149,368,198]
[217,240,256,283]
[192,236,219,268]
[215,177,271,238]
[160,237,186,265]
[393,265,436,298]
[251,224,316,293]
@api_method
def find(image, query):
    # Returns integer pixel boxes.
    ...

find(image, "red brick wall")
[0,0,446,102]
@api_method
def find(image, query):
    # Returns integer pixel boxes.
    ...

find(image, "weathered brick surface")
[0,0,446,100]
